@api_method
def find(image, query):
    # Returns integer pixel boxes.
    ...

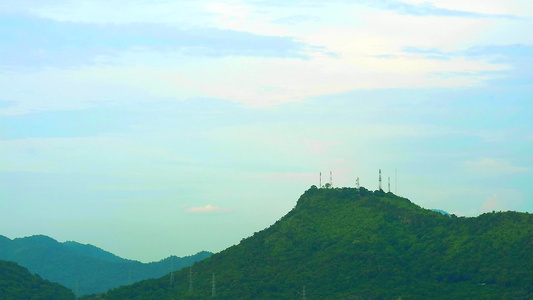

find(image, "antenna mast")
[395,168,397,194]
[319,172,322,188]
[379,169,382,190]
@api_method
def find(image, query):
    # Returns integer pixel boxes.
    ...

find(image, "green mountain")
[91,186,532,299]
[0,259,75,299]
[0,235,211,296]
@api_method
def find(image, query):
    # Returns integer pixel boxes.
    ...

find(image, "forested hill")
[0,235,212,296]
[0,259,75,299]
[90,187,532,299]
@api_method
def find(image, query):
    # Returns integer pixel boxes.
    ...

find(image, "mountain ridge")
[0,234,212,296]
[91,186,532,299]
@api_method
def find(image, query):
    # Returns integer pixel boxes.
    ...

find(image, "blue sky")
[0,0,532,262]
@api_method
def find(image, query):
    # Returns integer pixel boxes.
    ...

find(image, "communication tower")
[395,168,398,194]
[356,177,360,189]
[388,177,391,193]
[319,172,322,188]
[379,169,382,190]
[330,171,333,188]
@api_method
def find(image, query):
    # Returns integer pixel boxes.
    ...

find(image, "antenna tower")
[388,177,390,193]
[319,172,322,188]
[395,168,398,194]
[330,171,333,188]
[379,169,382,190]
[188,267,193,293]
[356,177,360,189]
[212,273,216,297]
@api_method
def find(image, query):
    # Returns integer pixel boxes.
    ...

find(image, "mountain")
[91,186,532,299]
[430,209,451,216]
[0,259,75,299]
[0,235,211,296]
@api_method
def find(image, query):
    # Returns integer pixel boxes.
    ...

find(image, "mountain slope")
[0,235,211,296]
[93,186,532,299]
[0,259,75,299]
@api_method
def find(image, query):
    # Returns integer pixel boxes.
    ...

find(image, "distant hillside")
[92,186,532,299]
[0,259,74,299]
[0,235,211,296]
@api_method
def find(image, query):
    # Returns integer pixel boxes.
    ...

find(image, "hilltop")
[0,235,211,296]
[89,186,532,299]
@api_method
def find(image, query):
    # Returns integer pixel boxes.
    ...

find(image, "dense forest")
[0,235,211,296]
[0,259,74,299]
[87,186,532,299]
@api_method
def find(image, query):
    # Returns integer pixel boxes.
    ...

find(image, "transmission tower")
[388,177,391,193]
[212,273,216,297]
[379,169,382,190]
[356,177,360,189]
[188,267,193,293]
[169,260,174,285]
[330,171,333,188]
[319,172,322,188]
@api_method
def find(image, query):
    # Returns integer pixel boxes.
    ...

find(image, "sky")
[0,0,532,263]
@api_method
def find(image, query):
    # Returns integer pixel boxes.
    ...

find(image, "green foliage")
[0,235,212,296]
[86,187,533,299]
[0,259,75,300]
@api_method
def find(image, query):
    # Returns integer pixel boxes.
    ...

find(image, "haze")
[0,0,531,262]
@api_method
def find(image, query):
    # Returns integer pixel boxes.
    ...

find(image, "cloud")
[381,1,519,19]
[464,158,529,175]
[251,0,519,19]
[0,14,325,69]
[186,205,231,214]
[481,190,524,212]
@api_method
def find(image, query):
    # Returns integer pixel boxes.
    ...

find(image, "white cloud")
[186,204,231,214]
[481,190,524,212]
[464,157,529,175]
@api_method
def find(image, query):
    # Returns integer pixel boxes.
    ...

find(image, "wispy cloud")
[186,205,231,214]
[381,1,519,19]
[0,14,327,68]
[251,0,519,19]
[464,158,529,175]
